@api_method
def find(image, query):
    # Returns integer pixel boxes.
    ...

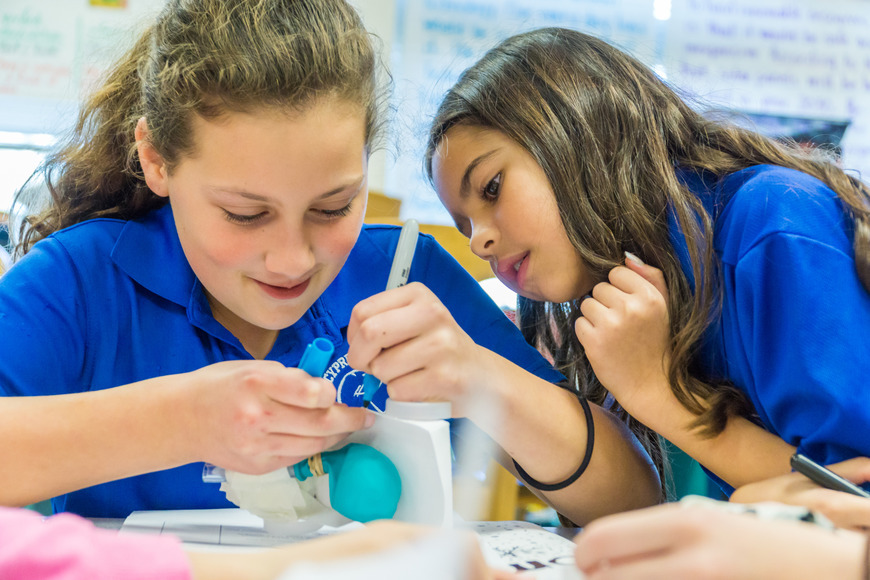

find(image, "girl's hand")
[731,457,870,531]
[275,521,515,579]
[182,360,373,474]
[346,282,492,416]
[573,254,673,422]
[574,502,865,580]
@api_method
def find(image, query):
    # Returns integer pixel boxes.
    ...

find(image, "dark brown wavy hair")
[425,27,870,469]
[15,0,386,256]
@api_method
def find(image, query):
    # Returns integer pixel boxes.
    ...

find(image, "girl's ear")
[135,117,170,198]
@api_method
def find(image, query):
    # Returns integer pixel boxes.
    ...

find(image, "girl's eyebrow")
[211,188,269,201]
[210,175,366,202]
[315,175,366,200]
[459,149,499,199]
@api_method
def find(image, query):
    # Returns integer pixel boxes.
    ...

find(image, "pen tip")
[363,400,370,409]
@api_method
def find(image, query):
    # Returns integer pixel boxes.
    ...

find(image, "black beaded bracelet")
[513,395,595,492]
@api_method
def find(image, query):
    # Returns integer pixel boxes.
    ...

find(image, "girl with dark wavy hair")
[427,26,870,501]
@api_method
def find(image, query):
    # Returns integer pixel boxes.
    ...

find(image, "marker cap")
[298,337,334,377]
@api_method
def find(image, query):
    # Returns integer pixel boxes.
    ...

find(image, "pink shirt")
[0,506,191,580]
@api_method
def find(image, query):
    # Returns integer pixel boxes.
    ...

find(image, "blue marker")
[362,219,419,409]
[298,337,335,377]
[361,373,381,410]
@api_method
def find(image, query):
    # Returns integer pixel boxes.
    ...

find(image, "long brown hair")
[425,28,870,459]
[15,0,386,256]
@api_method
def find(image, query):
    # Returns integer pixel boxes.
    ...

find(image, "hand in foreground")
[731,457,870,531]
[347,282,492,416]
[574,502,865,580]
[188,521,517,580]
[181,360,373,474]
[573,253,674,423]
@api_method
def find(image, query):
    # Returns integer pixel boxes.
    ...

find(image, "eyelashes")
[223,210,266,225]
[222,200,354,226]
[482,172,501,201]
[316,202,354,218]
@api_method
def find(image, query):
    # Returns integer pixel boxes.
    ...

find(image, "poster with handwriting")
[663,0,870,174]
[0,0,159,134]
[385,0,870,223]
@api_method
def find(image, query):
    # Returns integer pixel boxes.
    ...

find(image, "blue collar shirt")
[0,204,563,517]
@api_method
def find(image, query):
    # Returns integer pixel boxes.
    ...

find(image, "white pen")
[362,219,419,408]
[385,219,419,290]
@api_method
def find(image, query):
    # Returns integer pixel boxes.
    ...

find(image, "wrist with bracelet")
[513,394,595,492]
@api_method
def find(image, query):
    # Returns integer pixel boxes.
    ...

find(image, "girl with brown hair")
[427,26,870,514]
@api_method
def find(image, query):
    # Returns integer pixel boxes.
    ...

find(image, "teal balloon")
[293,443,402,523]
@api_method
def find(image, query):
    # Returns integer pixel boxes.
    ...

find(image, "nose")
[469,221,497,260]
[263,225,316,277]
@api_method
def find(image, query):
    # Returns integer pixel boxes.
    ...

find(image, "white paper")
[469,520,582,579]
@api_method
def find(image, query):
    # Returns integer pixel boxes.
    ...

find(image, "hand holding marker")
[362,219,420,409]
[204,338,402,522]
[202,338,336,482]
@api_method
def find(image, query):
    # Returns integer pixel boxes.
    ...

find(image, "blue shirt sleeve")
[723,225,870,465]
[410,233,566,385]
[0,237,90,396]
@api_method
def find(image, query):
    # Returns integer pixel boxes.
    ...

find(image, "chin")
[254,309,308,331]
[518,282,577,304]
[543,288,583,305]
[517,289,551,303]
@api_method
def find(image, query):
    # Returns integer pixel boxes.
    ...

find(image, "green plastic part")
[293,443,402,522]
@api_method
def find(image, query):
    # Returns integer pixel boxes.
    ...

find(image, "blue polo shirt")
[671,165,870,486]
[0,204,563,517]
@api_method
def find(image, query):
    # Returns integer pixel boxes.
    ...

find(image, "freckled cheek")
[315,211,365,259]
[197,236,258,269]
[322,226,361,261]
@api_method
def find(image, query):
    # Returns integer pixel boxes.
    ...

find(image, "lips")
[255,277,311,300]
[495,252,528,291]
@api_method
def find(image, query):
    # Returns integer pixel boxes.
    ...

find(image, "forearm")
[0,376,195,506]
[521,403,661,525]
[469,352,661,525]
[678,416,794,488]
[642,381,794,488]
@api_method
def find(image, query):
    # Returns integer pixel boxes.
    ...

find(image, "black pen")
[790,453,870,498]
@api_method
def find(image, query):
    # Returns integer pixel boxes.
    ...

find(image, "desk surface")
[90,516,578,538]
[90,514,581,577]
